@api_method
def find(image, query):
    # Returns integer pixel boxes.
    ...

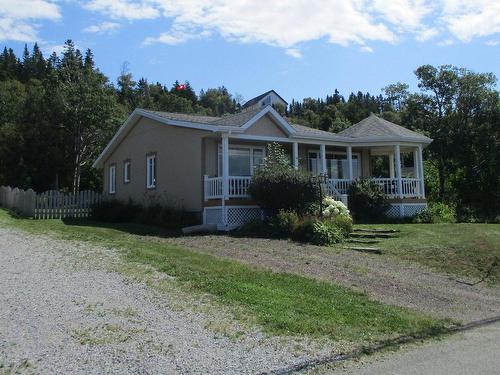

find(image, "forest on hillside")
[0,40,498,220]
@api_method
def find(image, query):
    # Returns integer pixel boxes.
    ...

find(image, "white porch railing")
[204,176,223,200]
[205,176,423,201]
[327,178,422,198]
[204,176,252,200]
[327,179,352,194]
[370,178,421,198]
[401,178,421,198]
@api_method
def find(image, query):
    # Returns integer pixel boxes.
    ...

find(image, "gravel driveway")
[161,234,500,323]
[0,228,340,374]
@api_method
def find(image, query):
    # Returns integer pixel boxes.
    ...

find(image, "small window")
[108,165,116,194]
[123,160,131,183]
[146,154,156,189]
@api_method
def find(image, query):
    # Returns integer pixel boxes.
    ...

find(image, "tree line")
[0,40,498,219]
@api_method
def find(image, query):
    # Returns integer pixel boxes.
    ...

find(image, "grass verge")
[356,223,500,285]
[0,209,447,342]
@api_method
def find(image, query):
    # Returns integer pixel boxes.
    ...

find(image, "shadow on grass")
[61,218,189,239]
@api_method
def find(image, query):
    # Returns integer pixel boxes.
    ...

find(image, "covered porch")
[203,136,426,202]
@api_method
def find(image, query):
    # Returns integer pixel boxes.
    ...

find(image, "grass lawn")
[357,223,500,285]
[0,209,446,343]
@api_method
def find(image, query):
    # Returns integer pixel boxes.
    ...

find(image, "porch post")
[292,142,299,170]
[389,154,395,179]
[347,145,353,180]
[413,149,419,179]
[418,144,425,199]
[320,144,327,174]
[394,144,403,199]
[221,133,229,226]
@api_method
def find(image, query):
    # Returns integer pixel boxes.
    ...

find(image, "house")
[93,91,432,229]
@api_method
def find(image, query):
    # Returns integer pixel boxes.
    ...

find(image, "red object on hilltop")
[176,84,186,91]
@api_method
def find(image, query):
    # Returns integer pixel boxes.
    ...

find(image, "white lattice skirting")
[385,203,427,218]
[203,206,264,230]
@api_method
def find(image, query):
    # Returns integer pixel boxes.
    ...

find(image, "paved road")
[320,322,500,375]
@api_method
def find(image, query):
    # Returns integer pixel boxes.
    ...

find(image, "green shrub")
[413,202,456,223]
[291,216,318,243]
[91,200,197,229]
[248,143,319,216]
[91,199,141,223]
[311,220,344,245]
[347,179,389,222]
[269,210,300,236]
[330,214,353,237]
[238,219,267,234]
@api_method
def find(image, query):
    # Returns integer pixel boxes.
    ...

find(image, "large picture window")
[218,145,265,176]
[108,164,116,194]
[146,154,156,189]
[308,151,360,179]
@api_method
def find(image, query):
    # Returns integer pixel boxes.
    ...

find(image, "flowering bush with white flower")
[322,196,350,218]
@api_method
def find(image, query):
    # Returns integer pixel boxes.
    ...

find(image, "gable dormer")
[242,90,288,111]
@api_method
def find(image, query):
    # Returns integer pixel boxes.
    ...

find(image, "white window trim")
[123,160,131,183]
[146,154,156,189]
[217,144,265,177]
[108,164,116,194]
[307,149,361,177]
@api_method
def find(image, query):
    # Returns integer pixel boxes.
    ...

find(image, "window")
[123,160,131,183]
[108,164,116,194]
[218,145,265,176]
[146,154,156,189]
[308,151,360,178]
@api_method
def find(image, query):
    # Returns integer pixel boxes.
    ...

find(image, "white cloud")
[485,40,499,46]
[372,0,433,29]
[83,0,159,20]
[415,27,439,41]
[285,48,302,58]
[80,0,500,54]
[438,39,455,46]
[83,21,120,34]
[441,0,500,42]
[0,0,61,42]
[360,45,374,53]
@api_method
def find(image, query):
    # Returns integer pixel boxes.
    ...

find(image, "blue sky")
[1,0,499,103]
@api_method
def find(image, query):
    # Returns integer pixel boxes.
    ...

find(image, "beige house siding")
[244,114,288,137]
[102,117,211,212]
[203,138,218,176]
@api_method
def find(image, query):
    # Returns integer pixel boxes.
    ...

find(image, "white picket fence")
[0,186,102,219]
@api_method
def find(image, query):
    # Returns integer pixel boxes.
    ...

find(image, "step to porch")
[343,246,382,254]
[349,232,397,239]
[347,239,382,244]
[353,228,400,233]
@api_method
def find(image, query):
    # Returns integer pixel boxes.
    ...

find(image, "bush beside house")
[347,179,390,222]
[91,199,198,229]
[245,144,354,246]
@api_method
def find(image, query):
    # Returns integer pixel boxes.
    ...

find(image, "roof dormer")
[242,90,288,110]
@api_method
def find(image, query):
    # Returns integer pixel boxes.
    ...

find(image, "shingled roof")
[139,110,221,124]
[338,114,431,142]
[242,90,288,109]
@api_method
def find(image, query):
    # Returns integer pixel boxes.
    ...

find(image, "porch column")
[292,142,299,170]
[389,154,395,178]
[347,146,353,180]
[221,133,229,227]
[394,144,403,198]
[413,149,419,179]
[418,144,425,198]
[320,144,327,174]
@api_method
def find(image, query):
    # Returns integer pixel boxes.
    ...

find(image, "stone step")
[354,228,400,233]
[349,232,397,239]
[347,239,381,244]
[343,246,382,254]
